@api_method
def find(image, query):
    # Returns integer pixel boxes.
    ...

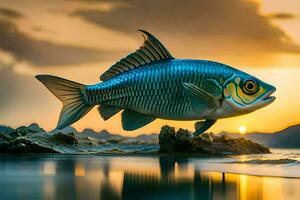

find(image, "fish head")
[222,73,276,116]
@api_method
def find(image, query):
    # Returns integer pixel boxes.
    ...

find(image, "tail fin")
[36,75,93,130]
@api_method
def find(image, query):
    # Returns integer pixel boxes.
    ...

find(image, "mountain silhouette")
[224,124,300,148]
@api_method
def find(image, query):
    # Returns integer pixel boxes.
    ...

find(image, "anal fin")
[122,110,156,131]
[98,105,122,120]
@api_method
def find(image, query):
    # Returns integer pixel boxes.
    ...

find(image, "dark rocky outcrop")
[0,124,77,153]
[0,123,270,155]
[51,132,78,145]
[0,124,159,154]
[0,137,58,153]
[159,125,270,155]
[0,124,58,153]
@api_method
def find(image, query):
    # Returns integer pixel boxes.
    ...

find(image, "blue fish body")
[86,59,234,120]
[36,30,276,136]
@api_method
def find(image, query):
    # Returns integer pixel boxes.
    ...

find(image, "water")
[0,149,300,200]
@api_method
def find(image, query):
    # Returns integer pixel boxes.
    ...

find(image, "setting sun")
[238,126,247,134]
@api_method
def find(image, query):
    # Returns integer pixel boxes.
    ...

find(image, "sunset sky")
[0,0,300,136]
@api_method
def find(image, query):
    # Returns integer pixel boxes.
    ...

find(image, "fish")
[36,30,276,137]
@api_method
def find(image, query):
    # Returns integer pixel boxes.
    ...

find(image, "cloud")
[72,0,300,54]
[0,66,61,128]
[0,19,124,66]
[0,67,37,112]
[0,7,23,18]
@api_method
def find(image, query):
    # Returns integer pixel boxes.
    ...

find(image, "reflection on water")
[0,155,299,200]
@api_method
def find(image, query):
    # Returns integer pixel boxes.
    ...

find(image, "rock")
[0,126,14,134]
[0,123,270,155]
[159,125,176,153]
[107,137,123,143]
[8,123,44,137]
[102,148,125,154]
[0,137,58,153]
[27,123,45,133]
[0,131,12,141]
[174,128,191,150]
[215,134,231,142]
[158,125,270,155]
[51,132,78,145]
[15,126,30,136]
[199,132,214,142]
[15,142,27,151]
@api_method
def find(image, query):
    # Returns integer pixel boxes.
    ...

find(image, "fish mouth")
[262,88,276,103]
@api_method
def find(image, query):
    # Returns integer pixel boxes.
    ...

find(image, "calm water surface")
[0,151,300,200]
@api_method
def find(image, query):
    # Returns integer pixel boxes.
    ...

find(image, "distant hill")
[223,124,300,148]
[1,123,300,148]
[80,129,122,140]
[60,124,300,148]
[57,126,159,144]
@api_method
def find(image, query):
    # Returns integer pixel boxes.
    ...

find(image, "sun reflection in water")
[174,162,195,180]
[75,162,86,177]
[240,175,248,200]
[27,156,300,200]
[43,178,55,200]
[108,170,124,197]
[43,161,56,176]
[262,177,282,200]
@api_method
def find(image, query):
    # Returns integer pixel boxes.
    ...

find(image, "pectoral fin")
[192,119,217,138]
[182,83,220,114]
[122,110,156,131]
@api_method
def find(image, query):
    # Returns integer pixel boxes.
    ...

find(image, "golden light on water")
[33,157,300,200]
[43,162,56,176]
[75,163,86,177]
[238,126,247,134]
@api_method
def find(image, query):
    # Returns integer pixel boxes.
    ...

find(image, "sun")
[238,126,247,134]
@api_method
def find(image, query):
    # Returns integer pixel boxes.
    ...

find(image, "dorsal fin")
[100,30,174,81]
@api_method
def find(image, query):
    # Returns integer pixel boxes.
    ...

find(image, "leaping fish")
[36,30,276,137]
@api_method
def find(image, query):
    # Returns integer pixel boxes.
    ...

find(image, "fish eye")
[242,79,259,95]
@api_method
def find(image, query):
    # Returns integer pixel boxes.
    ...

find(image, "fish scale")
[85,59,233,119]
